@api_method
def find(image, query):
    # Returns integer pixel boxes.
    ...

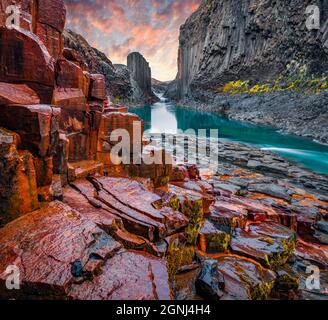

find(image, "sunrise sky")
[65,0,202,81]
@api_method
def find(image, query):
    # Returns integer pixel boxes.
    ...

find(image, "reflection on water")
[131,96,328,175]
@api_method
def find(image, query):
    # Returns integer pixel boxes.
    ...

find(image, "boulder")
[94,177,189,235]
[34,0,66,33]
[0,128,39,225]
[171,180,215,212]
[169,184,213,215]
[68,250,172,300]
[62,48,87,70]
[89,74,106,100]
[0,27,54,103]
[210,200,248,234]
[0,104,60,157]
[195,260,225,300]
[216,255,276,300]
[170,164,189,182]
[230,223,296,269]
[295,240,328,269]
[0,82,40,105]
[165,233,195,278]
[168,184,205,245]
[55,58,84,89]
[0,201,121,299]
[248,184,292,202]
[52,88,86,111]
[199,220,230,254]
[63,185,122,233]
[98,112,144,153]
[35,22,64,59]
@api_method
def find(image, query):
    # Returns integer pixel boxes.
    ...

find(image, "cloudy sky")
[65,0,201,81]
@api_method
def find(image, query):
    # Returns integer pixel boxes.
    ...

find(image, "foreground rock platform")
[0,0,327,301]
[0,202,172,300]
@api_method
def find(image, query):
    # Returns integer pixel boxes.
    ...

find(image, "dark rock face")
[166,0,328,142]
[63,30,158,105]
[152,79,171,94]
[63,29,133,102]
[173,0,328,98]
[127,52,159,103]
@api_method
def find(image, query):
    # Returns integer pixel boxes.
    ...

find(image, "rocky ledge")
[0,0,327,301]
[172,90,328,144]
[1,133,328,299]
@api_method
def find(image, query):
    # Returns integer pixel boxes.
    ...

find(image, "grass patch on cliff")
[220,76,328,95]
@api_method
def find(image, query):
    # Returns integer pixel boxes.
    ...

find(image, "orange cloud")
[65,0,201,81]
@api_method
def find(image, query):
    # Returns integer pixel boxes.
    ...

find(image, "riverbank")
[131,99,328,175]
[172,90,328,145]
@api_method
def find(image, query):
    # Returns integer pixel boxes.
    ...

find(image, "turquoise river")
[130,98,328,175]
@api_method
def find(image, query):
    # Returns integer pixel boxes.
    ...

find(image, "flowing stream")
[130,96,328,175]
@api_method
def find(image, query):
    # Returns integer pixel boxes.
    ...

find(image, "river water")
[130,97,328,175]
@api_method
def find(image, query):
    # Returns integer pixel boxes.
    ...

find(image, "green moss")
[165,243,195,281]
[250,280,276,300]
[180,199,204,245]
[153,175,170,188]
[203,231,230,253]
[263,238,296,270]
[218,76,328,95]
[235,264,274,300]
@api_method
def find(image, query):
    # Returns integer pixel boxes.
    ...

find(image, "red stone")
[216,255,276,300]
[98,112,144,153]
[0,201,121,299]
[0,104,60,157]
[0,27,55,103]
[55,58,84,89]
[0,82,40,105]
[209,204,248,235]
[69,250,172,300]
[33,156,53,187]
[0,128,39,225]
[170,164,189,182]
[295,240,328,269]
[89,74,106,100]
[63,185,123,232]
[62,48,86,69]
[230,223,296,269]
[35,22,63,59]
[95,177,189,235]
[169,184,214,215]
[35,0,66,33]
[52,88,86,111]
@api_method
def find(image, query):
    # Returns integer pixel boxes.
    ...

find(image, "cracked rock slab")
[0,201,121,299]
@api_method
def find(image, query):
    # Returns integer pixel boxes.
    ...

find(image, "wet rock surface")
[0,0,328,301]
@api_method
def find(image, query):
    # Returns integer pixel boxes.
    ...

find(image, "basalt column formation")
[0,0,327,301]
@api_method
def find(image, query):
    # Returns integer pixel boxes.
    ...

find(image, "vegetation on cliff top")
[219,76,328,95]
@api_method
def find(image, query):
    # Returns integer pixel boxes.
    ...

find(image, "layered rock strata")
[0,0,328,301]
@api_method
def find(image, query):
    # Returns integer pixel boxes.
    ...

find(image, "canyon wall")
[165,0,328,143]
[170,0,328,100]
[127,52,159,103]
[64,30,158,105]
